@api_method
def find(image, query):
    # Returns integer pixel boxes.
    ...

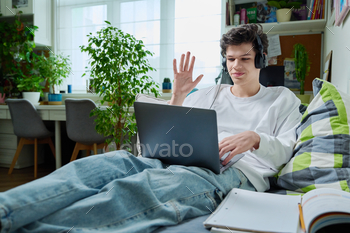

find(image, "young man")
[171,24,302,192]
[0,24,301,233]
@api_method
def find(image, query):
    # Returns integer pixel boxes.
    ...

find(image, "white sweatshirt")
[182,84,302,192]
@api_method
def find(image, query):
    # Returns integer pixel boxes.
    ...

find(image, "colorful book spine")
[307,0,315,20]
[229,0,235,25]
[322,0,325,19]
[318,0,323,19]
[317,0,322,19]
[314,0,319,19]
[312,0,318,20]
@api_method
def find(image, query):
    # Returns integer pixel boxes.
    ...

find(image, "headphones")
[222,32,267,73]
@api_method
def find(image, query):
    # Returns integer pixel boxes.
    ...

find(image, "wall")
[323,11,350,93]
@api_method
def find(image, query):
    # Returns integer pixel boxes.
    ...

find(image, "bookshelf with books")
[225,0,327,35]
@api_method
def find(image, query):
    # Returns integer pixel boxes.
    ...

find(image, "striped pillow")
[276,78,350,193]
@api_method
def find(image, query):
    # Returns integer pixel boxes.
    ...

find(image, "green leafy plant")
[292,43,311,95]
[15,53,45,94]
[80,21,160,150]
[267,0,303,9]
[38,53,71,93]
[0,12,41,95]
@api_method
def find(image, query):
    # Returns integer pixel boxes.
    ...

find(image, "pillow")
[134,93,169,157]
[275,78,350,193]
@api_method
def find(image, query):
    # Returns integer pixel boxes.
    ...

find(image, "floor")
[0,162,56,192]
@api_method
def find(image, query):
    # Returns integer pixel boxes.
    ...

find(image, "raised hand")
[170,51,203,105]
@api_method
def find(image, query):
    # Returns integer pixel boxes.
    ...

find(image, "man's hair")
[220,24,269,57]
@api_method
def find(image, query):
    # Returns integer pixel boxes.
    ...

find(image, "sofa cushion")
[275,78,350,193]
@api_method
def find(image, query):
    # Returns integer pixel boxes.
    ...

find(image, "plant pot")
[276,8,292,22]
[48,93,62,105]
[296,94,311,104]
[22,92,40,106]
[162,82,172,93]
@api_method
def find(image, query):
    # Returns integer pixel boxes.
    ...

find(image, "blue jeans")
[0,151,255,233]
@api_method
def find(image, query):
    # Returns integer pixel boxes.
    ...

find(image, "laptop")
[133,101,244,174]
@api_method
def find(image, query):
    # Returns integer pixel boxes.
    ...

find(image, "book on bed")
[203,188,350,233]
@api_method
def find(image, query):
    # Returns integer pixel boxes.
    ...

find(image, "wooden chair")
[6,99,56,178]
[65,99,109,162]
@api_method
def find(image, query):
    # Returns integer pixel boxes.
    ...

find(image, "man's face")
[225,43,260,87]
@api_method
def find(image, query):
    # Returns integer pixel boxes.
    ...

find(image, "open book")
[203,188,350,233]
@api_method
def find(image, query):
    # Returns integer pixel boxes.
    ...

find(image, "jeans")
[0,151,255,233]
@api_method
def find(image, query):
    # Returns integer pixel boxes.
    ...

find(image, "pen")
[298,203,306,232]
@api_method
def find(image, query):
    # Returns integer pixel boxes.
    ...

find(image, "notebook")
[134,101,244,174]
[204,188,350,233]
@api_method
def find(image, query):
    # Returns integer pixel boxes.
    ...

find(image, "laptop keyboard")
[219,154,245,174]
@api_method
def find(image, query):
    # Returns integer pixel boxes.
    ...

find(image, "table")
[0,93,170,169]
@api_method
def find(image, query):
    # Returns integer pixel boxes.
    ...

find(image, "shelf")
[0,0,51,46]
[226,19,327,34]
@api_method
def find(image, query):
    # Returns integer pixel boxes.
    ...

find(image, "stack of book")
[307,0,325,20]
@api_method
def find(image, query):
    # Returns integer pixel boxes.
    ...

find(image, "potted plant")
[80,21,160,151]
[162,77,172,93]
[15,53,45,105]
[292,43,311,103]
[267,0,302,22]
[38,53,71,105]
[0,11,41,104]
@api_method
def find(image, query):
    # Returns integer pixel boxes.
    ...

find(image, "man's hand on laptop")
[218,131,260,165]
[170,51,203,106]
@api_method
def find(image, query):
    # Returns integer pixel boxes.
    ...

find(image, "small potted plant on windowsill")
[15,53,45,105]
[267,0,302,22]
[38,53,71,105]
[292,43,311,104]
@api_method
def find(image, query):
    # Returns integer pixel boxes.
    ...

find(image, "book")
[312,0,319,20]
[246,7,257,23]
[307,0,315,20]
[315,0,321,19]
[229,0,235,25]
[204,188,350,233]
[322,0,325,19]
[319,0,324,19]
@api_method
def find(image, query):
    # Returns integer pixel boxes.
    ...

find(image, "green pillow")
[275,78,350,193]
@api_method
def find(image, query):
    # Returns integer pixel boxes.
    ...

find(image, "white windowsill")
[60,92,173,105]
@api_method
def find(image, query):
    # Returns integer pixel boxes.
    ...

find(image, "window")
[56,0,223,92]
